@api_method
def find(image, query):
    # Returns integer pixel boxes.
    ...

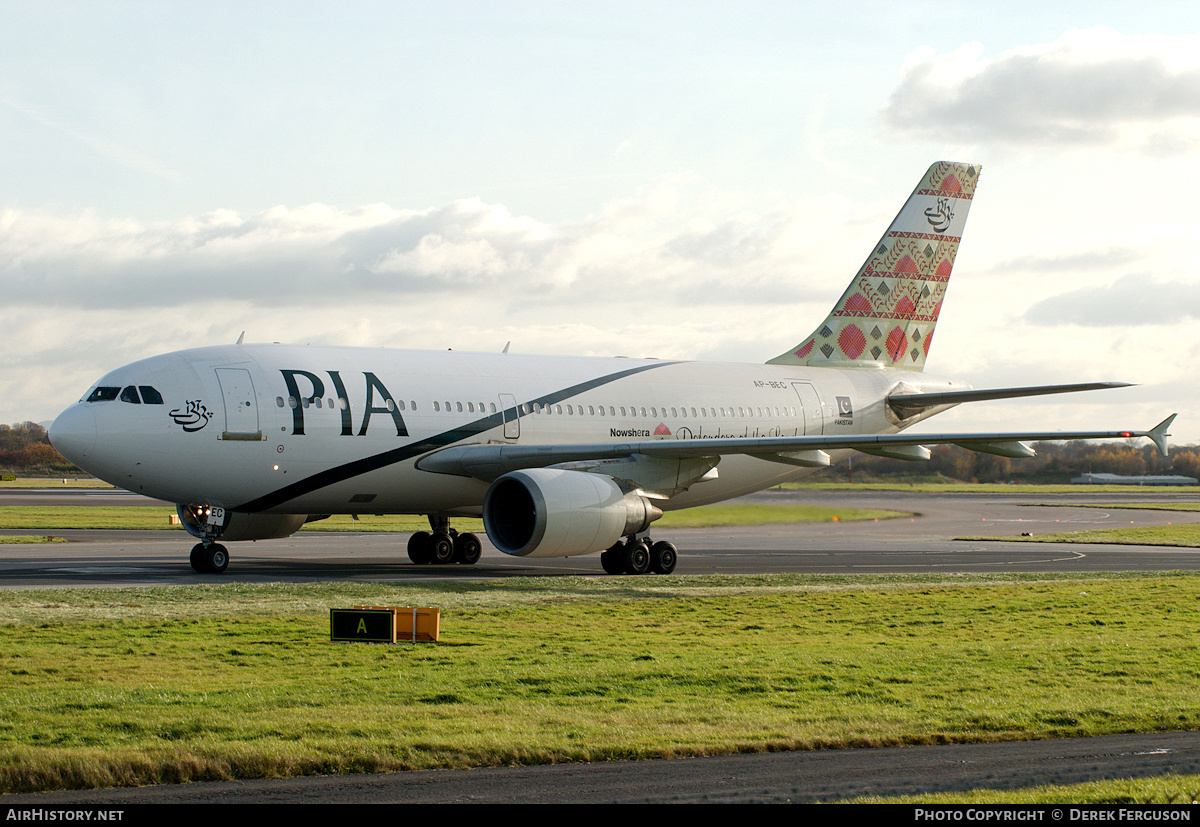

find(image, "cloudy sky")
[4,1,1200,447]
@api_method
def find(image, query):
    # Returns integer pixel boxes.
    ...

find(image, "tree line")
[0,422,74,473]
[2,420,1198,483]
[817,440,1200,484]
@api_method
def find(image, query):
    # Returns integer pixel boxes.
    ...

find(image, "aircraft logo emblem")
[170,400,214,432]
[924,197,954,233]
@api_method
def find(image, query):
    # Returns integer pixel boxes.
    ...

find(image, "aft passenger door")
[791,382,825,435]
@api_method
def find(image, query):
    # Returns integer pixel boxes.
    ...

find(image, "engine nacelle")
[482,468,662,558]
[177,504,309,542]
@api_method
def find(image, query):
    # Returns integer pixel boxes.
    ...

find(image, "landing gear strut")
[179,504,231,574]
[407,516,482,565]
[601,537,677,575]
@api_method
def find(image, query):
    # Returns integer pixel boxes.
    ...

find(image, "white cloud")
[0,178,841,314]
[0,179,858,425]
[881,27,1200,153]
[1024,274,1200,326]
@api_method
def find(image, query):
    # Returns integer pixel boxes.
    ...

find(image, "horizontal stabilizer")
[888,382,1133,416]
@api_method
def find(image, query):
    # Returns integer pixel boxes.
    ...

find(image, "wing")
[417,414,1177,488]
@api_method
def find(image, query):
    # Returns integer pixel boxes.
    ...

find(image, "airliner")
[47,162,1175,575]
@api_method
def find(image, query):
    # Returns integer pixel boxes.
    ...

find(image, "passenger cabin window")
[86,386,120,402]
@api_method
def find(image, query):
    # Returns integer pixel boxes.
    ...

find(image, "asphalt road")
[4,487,1200,585]
[6,732,1200,805]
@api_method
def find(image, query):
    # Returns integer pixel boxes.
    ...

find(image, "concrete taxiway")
[3,487,1200,586]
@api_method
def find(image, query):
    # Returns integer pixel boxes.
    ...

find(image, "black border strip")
[233,361,675,512]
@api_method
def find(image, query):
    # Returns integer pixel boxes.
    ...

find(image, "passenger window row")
[274,396,802,420]
[526,403,800,419]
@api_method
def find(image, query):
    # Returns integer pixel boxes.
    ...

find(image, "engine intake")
[483,468,662,557]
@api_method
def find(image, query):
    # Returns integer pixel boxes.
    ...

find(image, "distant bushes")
[0,422,76,474]
[818,441,1200,484]
[3,417,1198,484]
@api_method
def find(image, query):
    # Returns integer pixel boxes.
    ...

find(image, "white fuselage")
[50,343,964,516]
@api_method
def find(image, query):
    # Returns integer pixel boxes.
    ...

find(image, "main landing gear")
[407,516,482,565]
[190,542,229,574]
[600,537,677,576]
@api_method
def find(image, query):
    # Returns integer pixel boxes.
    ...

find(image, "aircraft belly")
[258,467,488,515]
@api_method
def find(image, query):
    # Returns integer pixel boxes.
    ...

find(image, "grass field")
[858,775,1200,805]
[0,502,908,532]
[3,572,1200,795]
[5,481,1200,800]
[965,524,1200,547]
[0,478,110,489]
[784,481,1200,494]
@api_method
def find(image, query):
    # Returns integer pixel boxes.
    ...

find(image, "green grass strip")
[853,773,1200,805]
[0,478,111,489]
[0,504,906,532]
[0,507,184,531]
[1058,502,1200,512]
[962,524,1200,547]
[2,573,1199,793]
[788,482,1200,494]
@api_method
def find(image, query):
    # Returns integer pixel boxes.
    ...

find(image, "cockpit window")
[86,386,120,402]
[120,386,142,404]
[139,386,164,404]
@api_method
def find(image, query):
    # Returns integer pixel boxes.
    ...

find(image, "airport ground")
[3,485,1200,803]
[4,486,1200,584]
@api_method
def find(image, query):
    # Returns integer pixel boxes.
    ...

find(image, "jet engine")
[176,504,310,542]
[482,468,662,557]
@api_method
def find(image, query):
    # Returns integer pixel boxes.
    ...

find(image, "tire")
[206,544,229,574]
[649,541,678,574]
[407,531,432,564]
[189,543,207,573]
[454,532,482,565]
[600,544,625,575]
[429,532,456,564]
[623,540,650,575]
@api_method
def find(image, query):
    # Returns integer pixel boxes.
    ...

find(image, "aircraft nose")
[48,404,96,464]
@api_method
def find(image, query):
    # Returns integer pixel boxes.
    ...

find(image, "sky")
[4,1,1200,448]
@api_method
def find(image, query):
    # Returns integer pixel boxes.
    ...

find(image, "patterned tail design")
[767,162,980,371]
